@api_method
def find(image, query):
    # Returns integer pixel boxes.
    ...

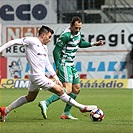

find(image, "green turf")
[0,88,132,133]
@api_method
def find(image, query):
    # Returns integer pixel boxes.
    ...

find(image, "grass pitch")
[0,88,132,133]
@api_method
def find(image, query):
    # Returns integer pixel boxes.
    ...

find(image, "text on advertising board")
[0,4,47,21]
[0,79,128,89]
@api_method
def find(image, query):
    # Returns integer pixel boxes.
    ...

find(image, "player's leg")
[61,67,80,120]
[38,65,72,119]
[41,65,69,107]
[38,87,67,119]
[61,83,80,120]
[49,84,97,112]
[6,91,39,113]
[0,83,39,122]
[38,75,97,120]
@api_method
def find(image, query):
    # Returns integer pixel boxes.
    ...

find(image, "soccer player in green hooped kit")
[39,16,105,120]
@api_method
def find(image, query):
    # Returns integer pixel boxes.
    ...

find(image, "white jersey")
[0,37,56,77]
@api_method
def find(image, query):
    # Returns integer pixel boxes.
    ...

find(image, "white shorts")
[28,74,55,92]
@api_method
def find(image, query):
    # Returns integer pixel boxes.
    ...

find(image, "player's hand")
[56,80,63,87]
[53,74,63,87]
[94,40,105,46]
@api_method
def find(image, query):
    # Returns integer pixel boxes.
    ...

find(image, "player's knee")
[28,98,35,102]
[26,96,35,102]
[57,88,64,96]
[73,86,80,94]
[76,89,80,94]
[74,89,80,94]
[66,90,72,94]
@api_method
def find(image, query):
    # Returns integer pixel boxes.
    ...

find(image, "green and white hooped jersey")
[56,27,82,66]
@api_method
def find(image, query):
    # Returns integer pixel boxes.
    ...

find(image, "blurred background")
[0,0,133,24]
[0,0,133,88]
[57,0,133,23]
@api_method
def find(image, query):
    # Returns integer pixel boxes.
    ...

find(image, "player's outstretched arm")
[0,39,24,52]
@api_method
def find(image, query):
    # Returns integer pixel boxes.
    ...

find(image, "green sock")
[64,93,77,114]
[45,93,60,107]
[45,88,66,107]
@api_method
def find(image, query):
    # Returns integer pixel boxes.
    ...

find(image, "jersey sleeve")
[56,33,69,47]
[0,38,27,52]
[53,33,70,69]
[79,40,92,48]
[53,45,62,69]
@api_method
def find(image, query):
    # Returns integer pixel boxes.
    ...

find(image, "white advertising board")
[1,23,133,79]
[1,23,132,56]
[0,0,57,24]
[6,54,132,79]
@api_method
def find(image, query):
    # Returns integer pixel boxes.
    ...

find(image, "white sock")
[6,96,28,113]
[59,93,85,110]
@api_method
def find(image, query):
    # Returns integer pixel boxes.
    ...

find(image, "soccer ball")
[90,108,104,122]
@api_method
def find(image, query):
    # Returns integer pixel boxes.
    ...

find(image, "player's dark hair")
[38,25,54,36]
[70,16,82,26]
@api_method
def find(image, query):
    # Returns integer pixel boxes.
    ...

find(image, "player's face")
[42,32,52,45]
[71,21,82,35]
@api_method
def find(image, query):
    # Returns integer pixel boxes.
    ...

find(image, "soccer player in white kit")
[0,25,97,122]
